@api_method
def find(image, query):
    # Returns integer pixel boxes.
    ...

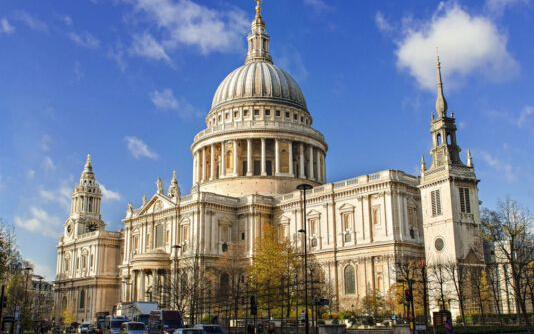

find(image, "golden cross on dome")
[256,0,262,16]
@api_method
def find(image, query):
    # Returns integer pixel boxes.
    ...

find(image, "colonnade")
[128,268,170,305]
[192,139,326,184]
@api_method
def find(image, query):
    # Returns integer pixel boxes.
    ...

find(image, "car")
[172,329,203,334]
[79,324,92,334]
[192,325,225,334]
[120,322,146,334]
[65,326,76,334]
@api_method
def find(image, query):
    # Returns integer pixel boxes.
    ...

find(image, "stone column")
[201,147,206,182]
[192,151,198,184]
[233,140,238,176]
[140,270,146,301]
[210,144,215,180]
[288,141,294,177]
[221,142,226,177]
[275,139,280,175]
[322,152,327,182]
[316,149,321,182]
[261,138,266,176]
[299,143,305,178]
[308,145,315,181]
[246,139,253,176]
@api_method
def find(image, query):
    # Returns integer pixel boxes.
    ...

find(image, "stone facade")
[54,2,486,321]
[53,155,121,322]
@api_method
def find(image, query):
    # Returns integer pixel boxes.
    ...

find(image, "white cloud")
[395,3,519,90]
[130,33,172,64]
[15,207,62,238]
[0,18,15,34]
[14,11,48,32]
[43,156,56,171]
[485,0,530,17]
[40,134,52,151]
[100,184,121,201]
[124,136,159,160]
[74,61,84,81]
[277,47,309,82]
[61,15,73,27]
[303,0,335,13]
[517,105,534,128]
[479,151,516,181]
[128,0,248,58]
[150,88,202,119]
[27,169,36,179]
[375,12,393,33]
[69,31,100,49]
[151,88,178,110]
[39,185,72,210]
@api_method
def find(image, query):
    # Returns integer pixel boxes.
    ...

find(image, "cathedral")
[54,2,483,323]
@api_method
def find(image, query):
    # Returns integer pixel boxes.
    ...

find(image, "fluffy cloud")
[100,184,121,201]
[517,105,534,128]
[69,31,100,49]
[39,185,72,210]
[0,18,15,34]
[479,151,516,182]
[375,12,393,33]
[395,3,519,90]
[15,207,62,238]
[303,0,335,13]
[485,0,529,16]
[130,33,172,64]
[43,156,56,171]
[128,0,249,60]
[13,11,48,32]
[124,136,159,160]
[150,88,202,119]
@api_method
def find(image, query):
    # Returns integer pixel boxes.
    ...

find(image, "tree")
[443,261,468,326]
[427,262,451,311]
[213,244,248,325]
[361,289,387,318]
[482,198,534,334]
[62,309,75,325]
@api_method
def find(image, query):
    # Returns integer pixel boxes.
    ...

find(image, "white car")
[172,329,203,334]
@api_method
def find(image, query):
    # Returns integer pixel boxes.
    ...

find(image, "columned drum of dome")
[191,1,327,196]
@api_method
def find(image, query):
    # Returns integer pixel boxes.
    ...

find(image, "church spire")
[245,0,272,64]
[467,149,473,167]
[435,50,448,118]
[80,153,95,182]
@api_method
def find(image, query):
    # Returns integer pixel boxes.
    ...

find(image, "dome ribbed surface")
[211,61,307,111]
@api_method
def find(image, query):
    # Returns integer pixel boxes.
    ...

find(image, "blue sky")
[1,0,533,280]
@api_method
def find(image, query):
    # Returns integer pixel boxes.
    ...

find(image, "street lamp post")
[297,183,313,334]
[172,245,182,310]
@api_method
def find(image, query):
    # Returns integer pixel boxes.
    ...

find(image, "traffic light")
[250,296,257,316]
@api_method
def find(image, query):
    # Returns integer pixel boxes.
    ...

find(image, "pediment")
[307,209,321,218]
[338,203,355,213]
[280,215,291,224]
[137,193,176,216]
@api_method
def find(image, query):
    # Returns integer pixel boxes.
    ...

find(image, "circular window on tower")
[434,237,445,252]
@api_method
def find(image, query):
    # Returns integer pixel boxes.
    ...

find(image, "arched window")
[446,133,452,145]
[79,290,85,309]
[437,133,442,146]
[344,233,351,243]
[344,265,356,294]
[311,238,318,248]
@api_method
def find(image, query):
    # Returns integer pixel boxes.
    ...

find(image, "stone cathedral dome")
[191,1,327,197]
[211,62,308,111]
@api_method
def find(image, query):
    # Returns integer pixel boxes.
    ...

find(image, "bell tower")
[64,154,105,239]
[419,56,483,265]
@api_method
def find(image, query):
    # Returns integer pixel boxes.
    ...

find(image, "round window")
[434,237,445,252]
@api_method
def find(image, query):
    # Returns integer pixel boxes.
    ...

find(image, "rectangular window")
[285,111,290,118]
[431,190,442,216]
[241,232,245,240]
[459,187,471,213]
[276,110,280,117]
[155,224,164,248]
[254,109,260,116]
[293,113,298,120]
[342,214,350,231]
[244,109,249,116]
[265,109,270,116]
[372,207,380,225]
[234,110,238,118]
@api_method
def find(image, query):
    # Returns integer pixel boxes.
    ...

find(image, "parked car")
[65,326,75,334]
[120,322,146,334]
[172,329,203,334]
[193,325,225,334]
[79,323,92,334]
